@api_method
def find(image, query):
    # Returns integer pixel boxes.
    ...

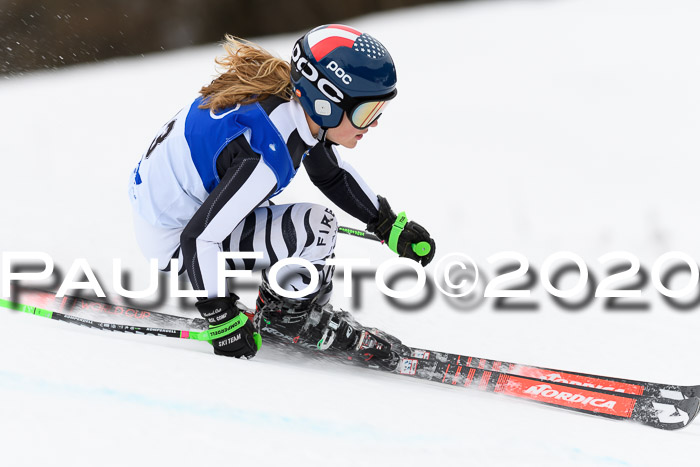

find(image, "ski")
[400,347,700,400]
[258,325,700,430]
[1,289,698,430]
[395,349,699,430]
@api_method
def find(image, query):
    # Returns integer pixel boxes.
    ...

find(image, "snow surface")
[2,0,700,465]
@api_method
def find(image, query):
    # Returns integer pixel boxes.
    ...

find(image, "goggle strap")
[316,127,329,143]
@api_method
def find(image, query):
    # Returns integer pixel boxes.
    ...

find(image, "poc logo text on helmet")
[292,44,344,103]
[327,61,352,85]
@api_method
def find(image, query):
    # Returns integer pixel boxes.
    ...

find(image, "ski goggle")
[347,90,397,130]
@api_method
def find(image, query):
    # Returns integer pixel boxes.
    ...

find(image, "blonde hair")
[199,34,294,112]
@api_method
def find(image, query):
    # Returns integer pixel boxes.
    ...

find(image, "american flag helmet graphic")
[307,24,388,61]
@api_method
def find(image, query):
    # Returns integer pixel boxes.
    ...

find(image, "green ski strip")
[0,298,52,318]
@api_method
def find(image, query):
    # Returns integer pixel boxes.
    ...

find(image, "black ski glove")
[196,296,261,358]
[367,195,436,266]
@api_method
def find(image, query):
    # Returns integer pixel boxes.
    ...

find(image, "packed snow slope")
[1,0,700,465]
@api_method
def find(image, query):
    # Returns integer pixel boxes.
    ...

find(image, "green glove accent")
[388,213,432,257]
[253,332,262,351]
[205,313,248,342]
[388,211,408,254]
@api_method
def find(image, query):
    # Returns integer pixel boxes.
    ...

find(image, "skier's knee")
[300,203,337,252]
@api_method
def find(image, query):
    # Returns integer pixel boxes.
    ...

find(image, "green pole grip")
[253,332,262,351]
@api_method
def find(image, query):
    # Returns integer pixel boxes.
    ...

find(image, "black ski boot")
[255,281,403,369]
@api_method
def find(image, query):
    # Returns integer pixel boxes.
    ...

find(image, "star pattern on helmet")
[353,33,387,59]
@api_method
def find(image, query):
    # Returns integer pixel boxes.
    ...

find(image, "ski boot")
[255,281,403,369]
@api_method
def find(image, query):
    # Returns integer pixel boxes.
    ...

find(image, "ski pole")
[338,225,431,257]
[0,297,214,341]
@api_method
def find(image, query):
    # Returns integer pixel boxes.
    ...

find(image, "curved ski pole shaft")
[338,225,430,257]
[0,296,212,341]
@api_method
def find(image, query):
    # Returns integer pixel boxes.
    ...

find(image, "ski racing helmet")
[290,24,397,133]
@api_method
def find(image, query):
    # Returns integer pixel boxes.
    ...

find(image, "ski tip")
[654,397,700,430]
[682,397,700,428]
[688,385,700,398]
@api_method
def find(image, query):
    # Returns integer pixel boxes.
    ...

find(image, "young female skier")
[129,24,435,364]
